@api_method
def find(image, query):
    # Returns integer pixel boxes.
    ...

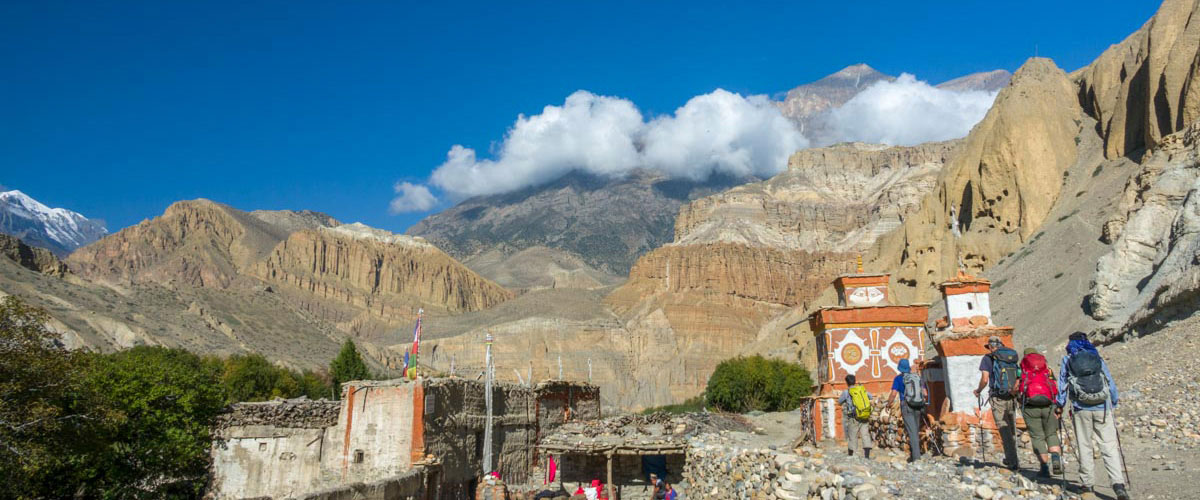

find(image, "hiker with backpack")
[1058,332,1129,500]
[837,374,873,458]
[886,358,927,462]
[1018,347,1063,478]
[973,335,1021,470]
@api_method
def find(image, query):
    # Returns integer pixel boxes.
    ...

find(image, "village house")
[209,378,599,499]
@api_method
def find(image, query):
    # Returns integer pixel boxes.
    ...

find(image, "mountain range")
[4,0,1199,411]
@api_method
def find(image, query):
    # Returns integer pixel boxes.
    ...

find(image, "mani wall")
[209,378,600,499]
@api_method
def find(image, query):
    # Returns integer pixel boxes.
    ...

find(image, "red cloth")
[546,456,557,484]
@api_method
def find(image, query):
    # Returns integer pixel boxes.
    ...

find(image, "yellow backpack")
[848,385,872,420]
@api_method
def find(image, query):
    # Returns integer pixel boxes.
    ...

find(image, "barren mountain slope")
[1,200,513,373]
[0,241,351,371]
[462,245,622,291]
[252,223,512,337]
[66,199,319,288]
[407,170,752,276]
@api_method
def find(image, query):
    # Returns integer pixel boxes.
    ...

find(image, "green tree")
[221,354,300,403]
[81,346,225,498]
[0,296,101,498]
[329,338,372,392]
[296,369,333,400]
[705,355,812,413]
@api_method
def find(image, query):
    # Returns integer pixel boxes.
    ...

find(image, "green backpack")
[848,385,872,420]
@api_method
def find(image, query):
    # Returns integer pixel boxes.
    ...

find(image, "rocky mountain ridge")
[1,199,509,372]
[407,169,753,276]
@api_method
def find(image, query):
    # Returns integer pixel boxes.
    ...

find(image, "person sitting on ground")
[1017,347,1063,478]
[653,478,666,500]
[1058,332,1128,500]
[974,335,1022,470]
[886,358,927,463]
[837,374,873,458]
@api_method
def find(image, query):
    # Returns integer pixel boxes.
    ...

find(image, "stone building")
[805,269,931,442]
[209,377,599,499]
[928,270,1019,456]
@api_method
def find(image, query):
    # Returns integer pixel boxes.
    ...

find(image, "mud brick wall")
[420,379,538,489]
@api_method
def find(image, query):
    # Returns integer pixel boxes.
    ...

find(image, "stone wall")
[210,399,344,499]
[298,467,428,500]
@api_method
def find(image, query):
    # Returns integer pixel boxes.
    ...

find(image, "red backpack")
[1019,353,1056,407]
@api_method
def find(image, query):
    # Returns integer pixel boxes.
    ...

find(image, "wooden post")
[606,452,614,500]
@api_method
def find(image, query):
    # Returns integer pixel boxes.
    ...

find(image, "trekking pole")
[1056,410,1069,492]
[1111,406,1133,489]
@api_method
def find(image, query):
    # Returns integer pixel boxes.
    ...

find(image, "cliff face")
[865,58,1084,303]
[1089,122,1200,338]
[254,224,513,335]
[0,233,67,276]
[675,141,956,252]
[603,140,956,405]
[1078,0,1200,158]
[606,243,853,403]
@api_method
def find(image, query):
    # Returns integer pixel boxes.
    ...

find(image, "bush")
[704,356,812,413]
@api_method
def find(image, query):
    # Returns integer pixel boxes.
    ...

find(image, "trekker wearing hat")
[1058,332,1128,500]
[837,374,873,458]
[1017,347,1063,478]
[974,335,1021,470]
[886,358,927,462]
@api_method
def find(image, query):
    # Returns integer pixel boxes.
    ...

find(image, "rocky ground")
[674,315,1200,500]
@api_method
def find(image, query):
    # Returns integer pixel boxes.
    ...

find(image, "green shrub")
[640,395,706,415]
[705,356,812,413]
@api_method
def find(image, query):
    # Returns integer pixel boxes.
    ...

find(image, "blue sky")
[0,0,1160,233]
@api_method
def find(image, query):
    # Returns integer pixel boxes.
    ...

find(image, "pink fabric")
[546,455,557,483]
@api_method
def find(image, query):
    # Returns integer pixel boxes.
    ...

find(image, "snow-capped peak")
[0,189,108,256]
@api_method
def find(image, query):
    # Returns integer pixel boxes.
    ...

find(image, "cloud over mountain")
[814,73,999,146]
[392,73,999,212]
[399,89,807,207]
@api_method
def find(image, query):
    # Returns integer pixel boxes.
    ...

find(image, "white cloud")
[388,182,438,213]
[390,75,997,211]
[643,90,808,181]
[815,73,998,146]
[423,89,807,200]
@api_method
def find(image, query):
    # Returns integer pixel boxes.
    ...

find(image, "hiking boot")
[1050,453,1063,475]
[863,448,871,459]
[1036,464,1050,478]
[847,449,854,457]
[1079,486,1098,500]
[1113,483,1131,500]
